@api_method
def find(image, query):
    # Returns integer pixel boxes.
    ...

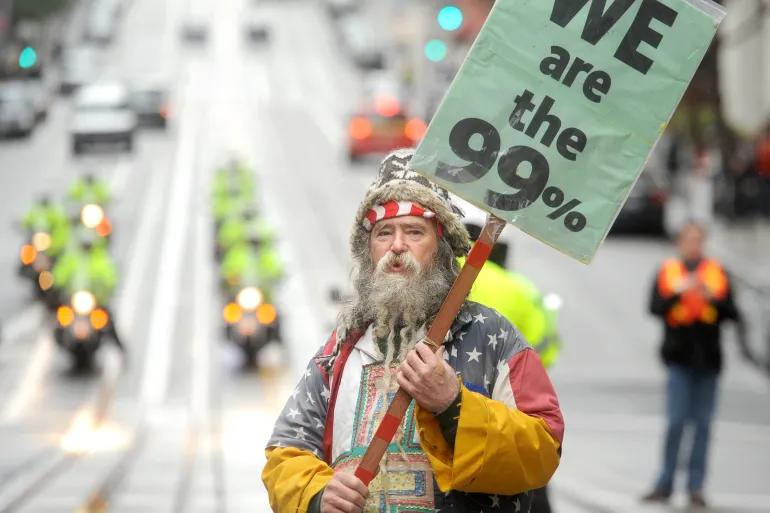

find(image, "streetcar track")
[0,448,59,489]
[0,358,120,513]
[71,132,224,512]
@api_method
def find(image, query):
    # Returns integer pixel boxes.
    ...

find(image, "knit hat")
[350,148,471,257]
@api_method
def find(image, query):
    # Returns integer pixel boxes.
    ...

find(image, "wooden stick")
[353,215,507,486]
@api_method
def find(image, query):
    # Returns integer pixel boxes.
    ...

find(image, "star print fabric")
[264,302,564,513]
[266,343,330,459]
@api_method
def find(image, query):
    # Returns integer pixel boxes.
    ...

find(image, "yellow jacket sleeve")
[415,386,561,495]
[414,344,564,496]
[262,446,334,512]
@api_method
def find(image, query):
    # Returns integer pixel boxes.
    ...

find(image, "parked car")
[0,82,36,138]
[611,168,670,235]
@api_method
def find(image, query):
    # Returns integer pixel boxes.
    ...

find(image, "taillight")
[160,101,170,119]
[349,117,371,140]
[20,244,36,265]
[405,118,427,141]
[374,95,400,117]
[650,189,668,204]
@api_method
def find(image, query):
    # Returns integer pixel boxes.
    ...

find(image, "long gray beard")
[338,238,459,360]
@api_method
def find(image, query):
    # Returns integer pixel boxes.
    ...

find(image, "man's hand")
[675,275,696,294]
[321,472,369,513]
[397,342,460,414]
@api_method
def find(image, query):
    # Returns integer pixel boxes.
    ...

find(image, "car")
[0,83,37,138]
[337,13,385,70]
[130,82,170,128]
[25,78,55,121]
[324,0,357,19]
[84,6,118,45]
[70,82,137,154]
[1,78,51,121]
[60,46,99,94]
[611,167,670,236]
[244,11,271,43]
[182,18,209,43]
[347,97,426,163]
[102,0,125,18]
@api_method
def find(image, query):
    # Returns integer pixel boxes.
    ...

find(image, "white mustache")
[376,251,421,274]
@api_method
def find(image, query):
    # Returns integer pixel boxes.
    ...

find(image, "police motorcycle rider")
[212,190,255,236]
[220,229,285,366]
[18,195,70,296]
[216,207,274,262]
[211,157,257,232]
[212,156,256,203]
[51,229,126,369]
[457,198,562,513]
[68,172,111,205]
[67,173,113,245]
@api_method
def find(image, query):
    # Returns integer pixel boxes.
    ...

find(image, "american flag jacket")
[264,301,565,513]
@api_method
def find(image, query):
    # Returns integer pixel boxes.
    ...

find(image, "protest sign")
[409,0,726,263]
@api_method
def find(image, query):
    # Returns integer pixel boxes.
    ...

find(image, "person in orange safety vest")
[642,222,743,509]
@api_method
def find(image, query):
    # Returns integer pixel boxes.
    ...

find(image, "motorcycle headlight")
[81,204,104,229]
[236,287,262,310]
[72,291,96,314]
[33,232,51,252]
[542,293,563,312]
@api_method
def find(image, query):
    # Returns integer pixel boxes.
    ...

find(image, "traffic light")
[424,39,447,62]
[437,6,463,31]
[19,47,37,69]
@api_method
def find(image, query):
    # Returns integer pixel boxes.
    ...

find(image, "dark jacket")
[649,259,742,373]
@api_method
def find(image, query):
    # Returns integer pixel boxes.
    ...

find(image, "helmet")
[83,173,96,184]
[38,194,52,207]
[80,239,95,252]
[452,194,510,268]
[79,233,96,252]
[241,208,259,221]
[245,229,263,248]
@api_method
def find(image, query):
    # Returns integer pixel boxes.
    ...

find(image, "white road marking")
[1,330,54,423]
[191,112,212,426]
[0,304,44,347]
[139,63,205,409]
[107,159,133,200]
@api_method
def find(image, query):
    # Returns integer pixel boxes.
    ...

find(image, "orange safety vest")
[657,258,728,327]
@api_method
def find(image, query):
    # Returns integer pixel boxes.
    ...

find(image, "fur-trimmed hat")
[351,148,472,257]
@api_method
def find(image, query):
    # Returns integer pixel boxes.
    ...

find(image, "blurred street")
[0,0,769,512]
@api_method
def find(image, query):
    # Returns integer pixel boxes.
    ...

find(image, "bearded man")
[262,149,565,513]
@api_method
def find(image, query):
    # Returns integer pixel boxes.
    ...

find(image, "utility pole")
[413,1,432,122]
[0,0,12,46]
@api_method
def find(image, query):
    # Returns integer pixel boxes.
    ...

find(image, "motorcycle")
[54,289,110,369]
[542,292,563,320]
[222,285,281,367]
[70,203,113,247]
[18,229,59,307]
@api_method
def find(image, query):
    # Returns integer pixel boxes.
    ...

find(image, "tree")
[669,0,770,217]
[11,0,70,25]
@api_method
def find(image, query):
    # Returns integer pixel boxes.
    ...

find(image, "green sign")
[409,0,726,263]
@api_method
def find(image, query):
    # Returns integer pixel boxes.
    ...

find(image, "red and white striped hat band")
[362,201,443,235]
